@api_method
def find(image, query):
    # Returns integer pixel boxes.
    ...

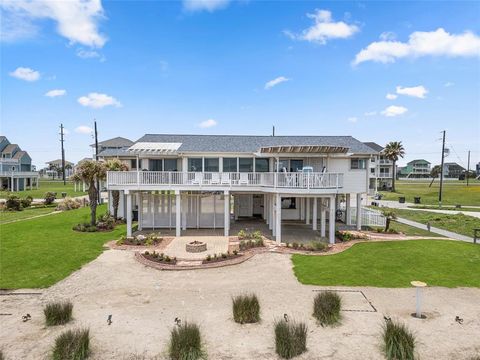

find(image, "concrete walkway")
[376,199,480,218]
[396,217,474,243]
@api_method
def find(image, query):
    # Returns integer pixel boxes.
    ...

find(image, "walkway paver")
[396,217,474,243]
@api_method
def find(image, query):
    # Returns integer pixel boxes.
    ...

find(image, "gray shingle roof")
[12,150,29,160]
[97,148,133,157]
[91,137,134,148]
[2,144,19,154]
[363,142,384,152]
[136,134,377,154]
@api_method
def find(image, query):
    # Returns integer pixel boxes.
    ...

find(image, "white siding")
[328,158,368,193]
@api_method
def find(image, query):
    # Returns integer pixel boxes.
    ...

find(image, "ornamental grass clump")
[382,319,416,360]
[52,328,90,360]
[169,322,206,360]
[313,291,341,326]
[232,294,260,324]
[44,301,73,326]
[274,319,307,359]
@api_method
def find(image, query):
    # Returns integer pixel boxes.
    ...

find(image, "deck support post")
[346,193,351,225]
[224,190,230,237]
[275,193,281,244]
[329,195,335,244]
[312,197,318,231]
[320,199,326,237]
[138,192,143,231]
[269,194,274,232]
[175,190,181,237]
[306,197,310,225]
[356,193,362,230]
[126,190,132,237]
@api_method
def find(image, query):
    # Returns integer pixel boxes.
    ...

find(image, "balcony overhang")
[259,145,349,154]
[127,142,182,155]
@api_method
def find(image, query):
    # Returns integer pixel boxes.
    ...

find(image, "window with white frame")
[204,158,219,172]
[223,158,237,172]
[351,158,366,169]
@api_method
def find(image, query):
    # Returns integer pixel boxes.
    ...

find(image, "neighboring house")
[398,159,431,178]
[105,133,378,244]
[363,142,394,192]
[44,159,74,179]
[91,137,134,157]
[442,162,465,179]
[74,157,93,173]
[0,136,39,191]
[476,162,480,178]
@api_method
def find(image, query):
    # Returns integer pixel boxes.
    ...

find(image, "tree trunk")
[391,160,396,192]
[112,190,120,219]
[385,217,391,232]
[88,180,98,226]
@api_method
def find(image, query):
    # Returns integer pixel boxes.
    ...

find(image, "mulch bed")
[106,237,174,251]
[143,252,177,265]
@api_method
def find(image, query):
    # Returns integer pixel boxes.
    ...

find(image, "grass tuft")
[44,301,73,326]
[169,322,206,360]
[382,320,416,360]
[313,291,341,326]
[274,319,307,359]
[232,294,260,324]
[52,328,90,360]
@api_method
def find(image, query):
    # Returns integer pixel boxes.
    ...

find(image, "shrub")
[56,197,82,211]
[304,241,327,252]
[169,322,206,360]
[237,229,247,239]
[313,291,341,326]
[5,195,22,211]
[292,242,299,249]
[274,319,307,359]
[232,294,260,324]
[44,192,56,205]
[253,230,262,240]
[20,195,33,208]
[382,320,416,360]
[44,301,73,326]
[205,254,211,261]
[72,223,97,232]
[52,328,90,360]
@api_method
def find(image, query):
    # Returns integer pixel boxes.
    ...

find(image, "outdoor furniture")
[210,173,220,185]
[239,173,249,185]
[221,173,231,185]
[191,172,203,185]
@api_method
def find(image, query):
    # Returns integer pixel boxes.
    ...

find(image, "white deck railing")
[0,171,39,177]
[107,171,343,190]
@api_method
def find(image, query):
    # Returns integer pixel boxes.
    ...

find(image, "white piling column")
[269,194,274,231]
[224,190,230,237]
[345,193,351,225]
[312,197,318,231]
[328,196,335,244]
[275,193,282,244]
[126,191,132,237]
[306,197,311,225]
[320,199,326,237]
[138,192,143,231]
[356,193,362,230]
[175,191,181,237]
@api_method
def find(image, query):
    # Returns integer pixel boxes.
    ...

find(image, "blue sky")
[1,0,479,169]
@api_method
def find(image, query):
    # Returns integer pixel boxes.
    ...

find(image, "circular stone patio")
[162,236,230,260]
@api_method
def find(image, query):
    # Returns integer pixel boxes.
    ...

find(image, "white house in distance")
[363,142,394,192]
[104,134,377,244]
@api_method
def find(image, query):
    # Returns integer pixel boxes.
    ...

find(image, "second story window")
[204,158,219,172]
[164,159,178,171]
[149,159,163,171]
[130,159,137,170]
[223,158,237,172]
[239,158,253,172]
[188,158,203,172]
[351,158,366,170]
[255,158,269,172]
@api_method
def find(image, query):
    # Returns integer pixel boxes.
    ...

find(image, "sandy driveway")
[1,251,479,360]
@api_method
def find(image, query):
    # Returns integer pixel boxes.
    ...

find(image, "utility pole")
[272,125,275,137]
[60,124,66,185]
[466,150,471,186]
[94,120,100,204]
[439,130,446,206]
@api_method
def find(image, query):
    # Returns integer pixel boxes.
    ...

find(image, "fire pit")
[186,240,207,253]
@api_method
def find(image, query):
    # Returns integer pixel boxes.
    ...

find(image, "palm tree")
[383,141,405,192]
[104,159,128,219]
[71,160,106,226]
[429,165,441,188]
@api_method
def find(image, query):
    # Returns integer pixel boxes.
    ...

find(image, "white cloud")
[75,125,93,134]
[76,48,105,61]
[285,9,359,44]
[444,81,454,87]
[45,89,66,97]
[77,93,122,109]
[353,28,480,65]
[9,66,40,81]
[198,119,217,128]
[396,85,428,98]
[183,0,230,12]
[347,117,358,123]
[379,31,396,41]
[1,0,107,48]
[364,111,377,116]
[381,105,408,117]
[265,76,290,90]
[386,93,397,100]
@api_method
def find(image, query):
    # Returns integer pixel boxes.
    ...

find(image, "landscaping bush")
[72,223,98,232]
[44,301,73,326]
[44,192,56,205]
[313,291,341,326]
[303,241,327,252]
[274,319,307,359]
[5,194,22,211]
[20,195,33,208]
[382,320,416,360]
[56,197,82,211]
[52,328,90,360]
[169,322,206,360]
[232,294,260,324]
[239,238,264,251]
[238,229,263,241]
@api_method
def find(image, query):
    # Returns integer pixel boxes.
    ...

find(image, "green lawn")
[0,180,87,199]
[379,181,480,206]
[387,208,480,238]
[371,221,443,237]
[408,205,480,212]
[0,205,125,289]
[0,205,57,225]
[292,240,480,288]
